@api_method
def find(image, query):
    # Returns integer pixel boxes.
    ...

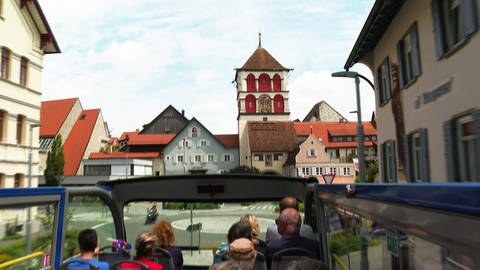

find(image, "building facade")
[344,0,480,182]
[0,0,59,188]
[163,118,239,175]
[235,38,292,166]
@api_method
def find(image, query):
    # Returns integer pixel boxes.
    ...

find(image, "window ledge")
[441,38,470,60]
[401,76,419,90]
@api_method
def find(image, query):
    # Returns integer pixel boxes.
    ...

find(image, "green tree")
[44,135,65,186]
[228,165,260,174]
[355,160,379,183]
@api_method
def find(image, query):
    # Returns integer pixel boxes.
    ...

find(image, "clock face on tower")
[258,95,272,113]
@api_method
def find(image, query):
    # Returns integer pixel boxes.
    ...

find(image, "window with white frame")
[20,57,28,87]
[307,149,316,157]
[253,154,263,161]
[398,22,421,88]
[176,155,184,163]
[200,140,208,147]
[224,154,232,162]
[431,0,478,59]
[377,57,392,106]
[1,47,9,80]
[194,154,202,163]
[208,154,215,162]
[191,127,198,137]
[273,153,283,161]
[444,112,480,182]
[265,154,273,167]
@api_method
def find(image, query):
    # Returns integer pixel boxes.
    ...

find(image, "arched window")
[245,95,256,113]
[258,73,271,92]
[274,95,284,113]
[0,110,5,142]
[246,74,256,91]
[16,114,25,144]
[14,173,24,188]
[273,74,281,91]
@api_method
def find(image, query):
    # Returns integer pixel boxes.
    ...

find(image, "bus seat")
[271,248,316,270]
[150,248,175,270]
[110,259,150,270]
[97,246,131,265]
[60,259,100,270]
[253,251,267,270]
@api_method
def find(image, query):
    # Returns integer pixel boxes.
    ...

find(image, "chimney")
[182,110,185,116]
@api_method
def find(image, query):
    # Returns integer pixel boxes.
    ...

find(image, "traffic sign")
[321,174,336,184]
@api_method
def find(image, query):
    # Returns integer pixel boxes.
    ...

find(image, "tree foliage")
[44,135,65,186]
[228,165,261,174]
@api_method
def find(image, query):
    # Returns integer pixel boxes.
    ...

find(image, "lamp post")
[331,71,372,183]
[26,123,40,254]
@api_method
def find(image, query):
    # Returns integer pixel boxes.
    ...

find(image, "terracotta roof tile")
[240,48,289,70]
[40,98,79,137]
[215,134,239,148]
[294,122,377,148]
[89,152,161,159]
[119,132,175,145]
[248,121,297,152]
[63,109,100,175]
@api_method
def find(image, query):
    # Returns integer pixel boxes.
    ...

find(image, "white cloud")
[40,0,376,137]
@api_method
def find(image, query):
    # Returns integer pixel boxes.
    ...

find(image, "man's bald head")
[279,196,298,212]
[277,208,301,234]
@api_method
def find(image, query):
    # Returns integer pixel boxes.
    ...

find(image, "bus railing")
[0,251,45,269]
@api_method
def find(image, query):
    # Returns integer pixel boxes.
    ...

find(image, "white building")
[0,0,60,188]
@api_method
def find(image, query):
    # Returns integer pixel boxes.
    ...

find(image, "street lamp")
[331,71,372,183]
[26,123,40,254]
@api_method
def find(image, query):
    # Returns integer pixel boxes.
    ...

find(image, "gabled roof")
[89,152,161,159]
[238,47,290,71]
[123,133,176,145]
[63,109,100,175]
[215,134,239,148]
[21,0,61,53]
[344,0,405,69]
[303,101,347,122]
[248,121,298,152]
[40,98,79,137]
[294,122,377,148]
[140,105,188,134]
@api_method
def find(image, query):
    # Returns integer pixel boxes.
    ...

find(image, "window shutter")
[443,120,455,181]
[391,141,398,182]
[178,141,183,147]
[230,154,234,162]
[410,23,422,78]
[385,58,392,100]
[381,143,387,182]
[419,128,430,182]
[396,43,405,89]
[431,0,445,59]
[474,109,480,182]
[190,155,195,163]
[460,0,478,38]
[403,135,412,182]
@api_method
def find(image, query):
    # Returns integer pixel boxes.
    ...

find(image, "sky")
[40,0,376,137]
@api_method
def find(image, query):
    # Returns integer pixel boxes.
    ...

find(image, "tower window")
[245,95,256,113]
[274,95,284,113]
[258,73,271,91]
[273,74,281,91]
[246,73,256,91]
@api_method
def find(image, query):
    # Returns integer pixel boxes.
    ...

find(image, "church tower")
[235,34,292,166]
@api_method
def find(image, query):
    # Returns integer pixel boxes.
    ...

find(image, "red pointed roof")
[89,152,162,159]
[63,109,100,175]
[215,134,239,148]
[239,47,290,71]
[294,122,377,148]
[40,98,79,137]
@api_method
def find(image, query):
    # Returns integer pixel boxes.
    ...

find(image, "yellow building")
[0,0,60,188]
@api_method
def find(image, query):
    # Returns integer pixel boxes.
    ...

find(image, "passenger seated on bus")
[240,214,266,255]
[266,197,314,243]
[213,220,253,263]
[121,232,163,270]
[287,258,329,270]
[265,208,320,270]
[228,237,256,270]
[66,228,110,270]
[208,261,242,270]
[153,220,183,270]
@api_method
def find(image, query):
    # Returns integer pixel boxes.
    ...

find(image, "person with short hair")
[228,237,256,270]
[265,208,320,269]
[214,220,253,263]
[66,228,109,270]
[153,220,183,270]
[266,196,314,243]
